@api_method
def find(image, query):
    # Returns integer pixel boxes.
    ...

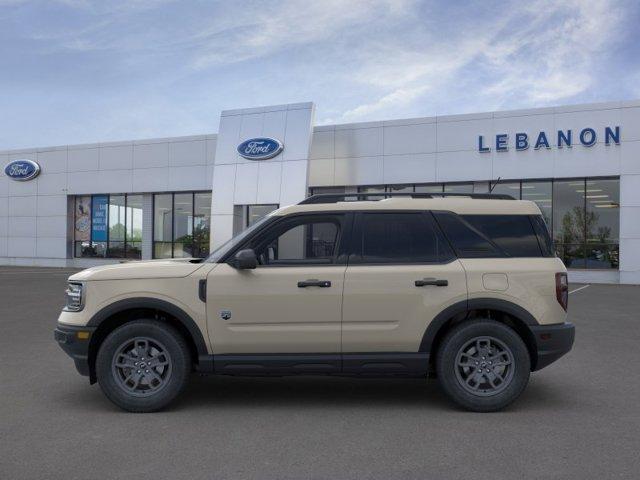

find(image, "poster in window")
[74,196,91,241]
[91,195,109,242]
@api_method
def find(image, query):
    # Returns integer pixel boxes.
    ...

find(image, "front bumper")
[530,322,575,371]
[54,324,96,377]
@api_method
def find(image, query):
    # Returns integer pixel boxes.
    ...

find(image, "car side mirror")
[233,249,257,270]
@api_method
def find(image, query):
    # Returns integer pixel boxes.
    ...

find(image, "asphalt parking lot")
[1,267,639,480]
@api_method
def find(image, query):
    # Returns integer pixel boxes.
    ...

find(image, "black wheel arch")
[86,298,209,383]
[421,298,539,371]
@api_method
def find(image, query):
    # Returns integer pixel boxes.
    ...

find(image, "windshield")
[205,215,273,263]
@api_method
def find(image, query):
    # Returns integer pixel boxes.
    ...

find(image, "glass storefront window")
[415,184,444,193]
[173,193,193,258]
[489,181,520,199]
[553,180,586,245]
[154,194,173,259]
[153,192,212,259]
[522,181,552,227]
[74,194,143,259]
[126,195,143,259]
[585,179,619,244]
[194,193,212,258]
[473,182,489,193]
[247,204,278,227]
[358,185,386,200]
[444,183,473,193]
[387,185,414,193]
[108,194,126,258]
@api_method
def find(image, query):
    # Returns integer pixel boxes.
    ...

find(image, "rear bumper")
[54,324,96,377]
[531,322,575,371]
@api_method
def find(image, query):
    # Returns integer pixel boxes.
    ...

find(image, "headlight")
[64,282,84,312]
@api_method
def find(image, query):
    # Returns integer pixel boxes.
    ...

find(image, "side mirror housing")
[233,249,257,270]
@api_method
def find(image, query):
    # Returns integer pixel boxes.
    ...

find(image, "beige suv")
[55,192,575,412]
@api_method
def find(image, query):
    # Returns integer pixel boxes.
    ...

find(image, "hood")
[69,258,206,281]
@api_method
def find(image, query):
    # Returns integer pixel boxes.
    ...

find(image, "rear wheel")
[96,320,191,412]
[436,319,530,412]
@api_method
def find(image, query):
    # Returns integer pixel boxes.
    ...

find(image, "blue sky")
[1,0,638,149]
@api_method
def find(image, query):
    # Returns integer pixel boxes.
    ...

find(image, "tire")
[436,319,530,412]
[96,320,191,413]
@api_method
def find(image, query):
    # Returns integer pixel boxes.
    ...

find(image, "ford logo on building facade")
[237,137,283,160]
[4,159,41,181]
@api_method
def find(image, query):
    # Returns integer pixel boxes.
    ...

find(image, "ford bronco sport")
[55,192,575,412]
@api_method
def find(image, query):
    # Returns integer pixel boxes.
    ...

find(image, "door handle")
[415,278,448,287]
[297,279,332,288]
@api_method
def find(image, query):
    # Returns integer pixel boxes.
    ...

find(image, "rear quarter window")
[461,214,544,257]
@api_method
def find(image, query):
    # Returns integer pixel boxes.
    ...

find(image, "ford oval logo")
[4,159,41,181]
[237,137,283,160]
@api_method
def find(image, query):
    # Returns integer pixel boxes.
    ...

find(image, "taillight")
[555,272,568,311]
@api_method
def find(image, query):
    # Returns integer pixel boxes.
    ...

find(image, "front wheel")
[96,320,191,412]
[436,319,530,412]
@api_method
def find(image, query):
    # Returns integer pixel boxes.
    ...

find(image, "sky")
[1,0,639,150]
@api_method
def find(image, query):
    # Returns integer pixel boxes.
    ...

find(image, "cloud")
[0,0,635,149]
[330,0,626,122]
[189,0,414,69]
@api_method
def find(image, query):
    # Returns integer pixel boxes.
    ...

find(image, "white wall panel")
[37,195,67,217]
[308,158,334,186]
[437,117,492,152]
[8,237,36,257]
[334,156,383,186]
[36,237,67,258]
[68,147,99,172]
[132,167,169,192]
[37,216,67,238]
[256,162,282,204]
[620,140,640,175]
[282,106,315,161]
[309,130,334,160]
[383,123,436,155]
[8,177,37,196]
[233,163,259,204]
[168,165,208,191]
[383,153,436,185]
[334,127,383,158]
[37,173,67,196]
[133,143,169,169]
[8,216,36,237]
[36,149,67,173]
[620,174,640,207]
[280,160,308,207]
[100,144,133,170]
[620,107,640,141]
[437,151,492,182]
[8,196,37,217]
[169,140,206,167]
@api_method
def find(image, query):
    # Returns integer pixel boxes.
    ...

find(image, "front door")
[206,213,348,356]
[341,211,468,353]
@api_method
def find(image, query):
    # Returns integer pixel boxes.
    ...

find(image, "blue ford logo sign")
[4,159,41,181]
[237,137,283,160]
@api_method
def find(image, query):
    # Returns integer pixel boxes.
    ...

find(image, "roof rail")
[299,192,515,205]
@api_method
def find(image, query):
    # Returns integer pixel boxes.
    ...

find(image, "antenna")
[489,177,502,193]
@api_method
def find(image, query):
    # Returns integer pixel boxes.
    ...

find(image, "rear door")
[341,211,467,353]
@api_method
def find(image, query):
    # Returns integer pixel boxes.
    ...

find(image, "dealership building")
[1,100,639,284]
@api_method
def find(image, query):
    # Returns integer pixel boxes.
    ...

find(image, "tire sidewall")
[436,320,531,412]
[96,320,190,412]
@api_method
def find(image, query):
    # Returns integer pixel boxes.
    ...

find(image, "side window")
[358,212,454,264]
[251,217,340,265]
[433,212,502,258]
[530,215,554,257]
[462,215,543,257]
